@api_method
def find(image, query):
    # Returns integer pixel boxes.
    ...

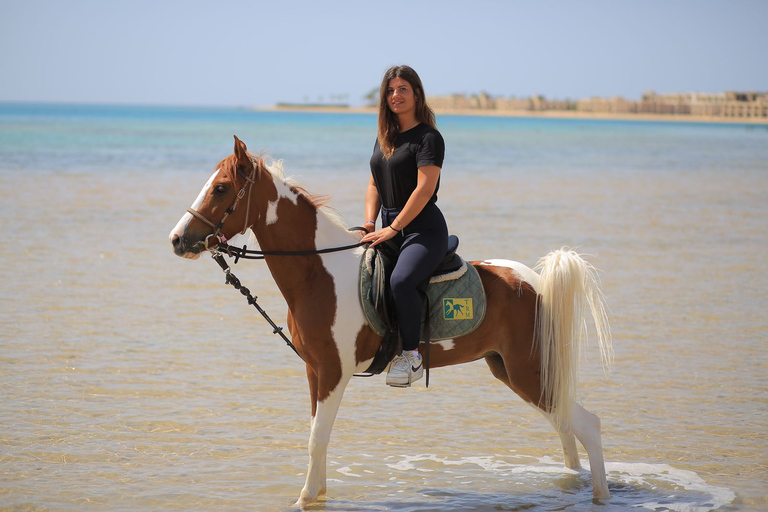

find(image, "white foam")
[383,454,735,511]
[606,462,737,512]
[336,465,362,478]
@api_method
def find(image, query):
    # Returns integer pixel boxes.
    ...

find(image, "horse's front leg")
[295,371,350,508]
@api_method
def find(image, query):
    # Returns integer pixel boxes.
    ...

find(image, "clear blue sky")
[1,0,766,107]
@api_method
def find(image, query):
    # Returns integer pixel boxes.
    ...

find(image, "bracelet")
[389,225,401,233]
[364,220,375,225]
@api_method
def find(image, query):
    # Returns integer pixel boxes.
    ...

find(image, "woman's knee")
[390,268,417,298]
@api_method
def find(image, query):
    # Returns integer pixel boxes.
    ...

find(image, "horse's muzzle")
[170,233,204,259]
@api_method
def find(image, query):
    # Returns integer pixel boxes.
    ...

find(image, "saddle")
[358,235,487,383]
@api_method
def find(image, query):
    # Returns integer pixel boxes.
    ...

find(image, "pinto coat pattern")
[169,137,613,507]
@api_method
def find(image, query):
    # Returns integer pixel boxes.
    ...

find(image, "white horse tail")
[534,248,613,429]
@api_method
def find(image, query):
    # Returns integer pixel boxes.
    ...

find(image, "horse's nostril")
[171,233,181,246]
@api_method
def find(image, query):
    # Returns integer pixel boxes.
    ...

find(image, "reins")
[209,227,370,363]
[216,238,366,264]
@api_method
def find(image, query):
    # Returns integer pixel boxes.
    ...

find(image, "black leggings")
[382,203,448,351]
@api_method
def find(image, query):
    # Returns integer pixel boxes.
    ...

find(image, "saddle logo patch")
[443,298,473,320]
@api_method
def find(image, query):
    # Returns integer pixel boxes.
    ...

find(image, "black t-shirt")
[369,123,445,209]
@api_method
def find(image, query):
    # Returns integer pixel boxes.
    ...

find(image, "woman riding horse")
[361,65,448,388]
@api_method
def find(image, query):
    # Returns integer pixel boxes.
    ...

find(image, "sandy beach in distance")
[264,104,768,125]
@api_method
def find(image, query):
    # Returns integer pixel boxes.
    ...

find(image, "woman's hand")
[361,226,398,247]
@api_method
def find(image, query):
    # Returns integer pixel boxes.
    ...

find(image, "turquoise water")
[3,103,766,176]
[1,103,766,511]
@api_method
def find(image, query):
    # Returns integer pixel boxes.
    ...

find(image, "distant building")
[577,96,635,114]
[638,91,692,115]
[722,91,768,118]
[427,90,767,118]
[428,92,496,110]
[494,96,535,111]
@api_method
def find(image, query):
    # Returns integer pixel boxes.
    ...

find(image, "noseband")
[186,160,257,250]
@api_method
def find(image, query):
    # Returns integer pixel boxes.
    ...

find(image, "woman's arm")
[364,175,381,233]
[361,165,440,246]
[390,165,440,231]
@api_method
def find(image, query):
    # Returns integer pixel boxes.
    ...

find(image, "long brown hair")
[377,65,437,159]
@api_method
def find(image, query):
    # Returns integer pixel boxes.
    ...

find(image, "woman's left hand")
[360,226,398,247]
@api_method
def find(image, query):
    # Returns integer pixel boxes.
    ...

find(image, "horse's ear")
[233,135,249,165]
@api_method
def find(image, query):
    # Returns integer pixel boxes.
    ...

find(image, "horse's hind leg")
[483,353,582,467]
[541,411,581,469]
[485,355,609,499]
[486,354,580,468]
[563,400,610,499]
[539,401,609,499]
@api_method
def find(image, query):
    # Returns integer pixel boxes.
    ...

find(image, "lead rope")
[210,250,303,360]
[208,226,372,366]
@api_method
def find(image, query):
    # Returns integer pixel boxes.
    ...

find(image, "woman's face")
[387,77,416,117]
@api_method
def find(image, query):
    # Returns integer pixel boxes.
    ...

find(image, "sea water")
[0,103,766,511]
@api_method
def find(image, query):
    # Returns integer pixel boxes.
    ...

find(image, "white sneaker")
[386,352,423,387]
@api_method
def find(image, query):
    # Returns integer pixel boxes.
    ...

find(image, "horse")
[169,136,613,507]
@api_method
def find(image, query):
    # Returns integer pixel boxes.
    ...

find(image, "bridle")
[181,155,372,371]
[186,159,257,250]
[185,156,366,259]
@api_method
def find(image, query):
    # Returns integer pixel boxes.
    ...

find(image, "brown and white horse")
[169,137,613,507]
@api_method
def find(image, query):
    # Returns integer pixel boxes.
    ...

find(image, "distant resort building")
[427,90,768,119]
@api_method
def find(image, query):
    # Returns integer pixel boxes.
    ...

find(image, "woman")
[361,65,449,387]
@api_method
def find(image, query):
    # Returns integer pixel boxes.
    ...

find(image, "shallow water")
[0,105,766,511]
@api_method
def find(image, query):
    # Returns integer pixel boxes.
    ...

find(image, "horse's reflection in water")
[169,136,613,508]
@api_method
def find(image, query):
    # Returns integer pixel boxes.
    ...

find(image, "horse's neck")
[250,171,357,309]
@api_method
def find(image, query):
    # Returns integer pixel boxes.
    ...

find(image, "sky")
[1,0,766,107]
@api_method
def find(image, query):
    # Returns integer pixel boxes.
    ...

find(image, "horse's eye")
[214,184,227,195]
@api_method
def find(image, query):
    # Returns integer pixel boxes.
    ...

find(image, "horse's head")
[169,136,258,259]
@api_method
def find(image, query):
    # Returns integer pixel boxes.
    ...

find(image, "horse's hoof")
[593,488,611,501]
[294,492,317,509]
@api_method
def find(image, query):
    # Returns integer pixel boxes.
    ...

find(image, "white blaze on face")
[169,169,219,242]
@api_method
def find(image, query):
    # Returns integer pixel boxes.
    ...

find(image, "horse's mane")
[219,153,351,235]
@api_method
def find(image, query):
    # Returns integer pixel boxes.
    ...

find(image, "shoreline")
[260,105,768,125]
